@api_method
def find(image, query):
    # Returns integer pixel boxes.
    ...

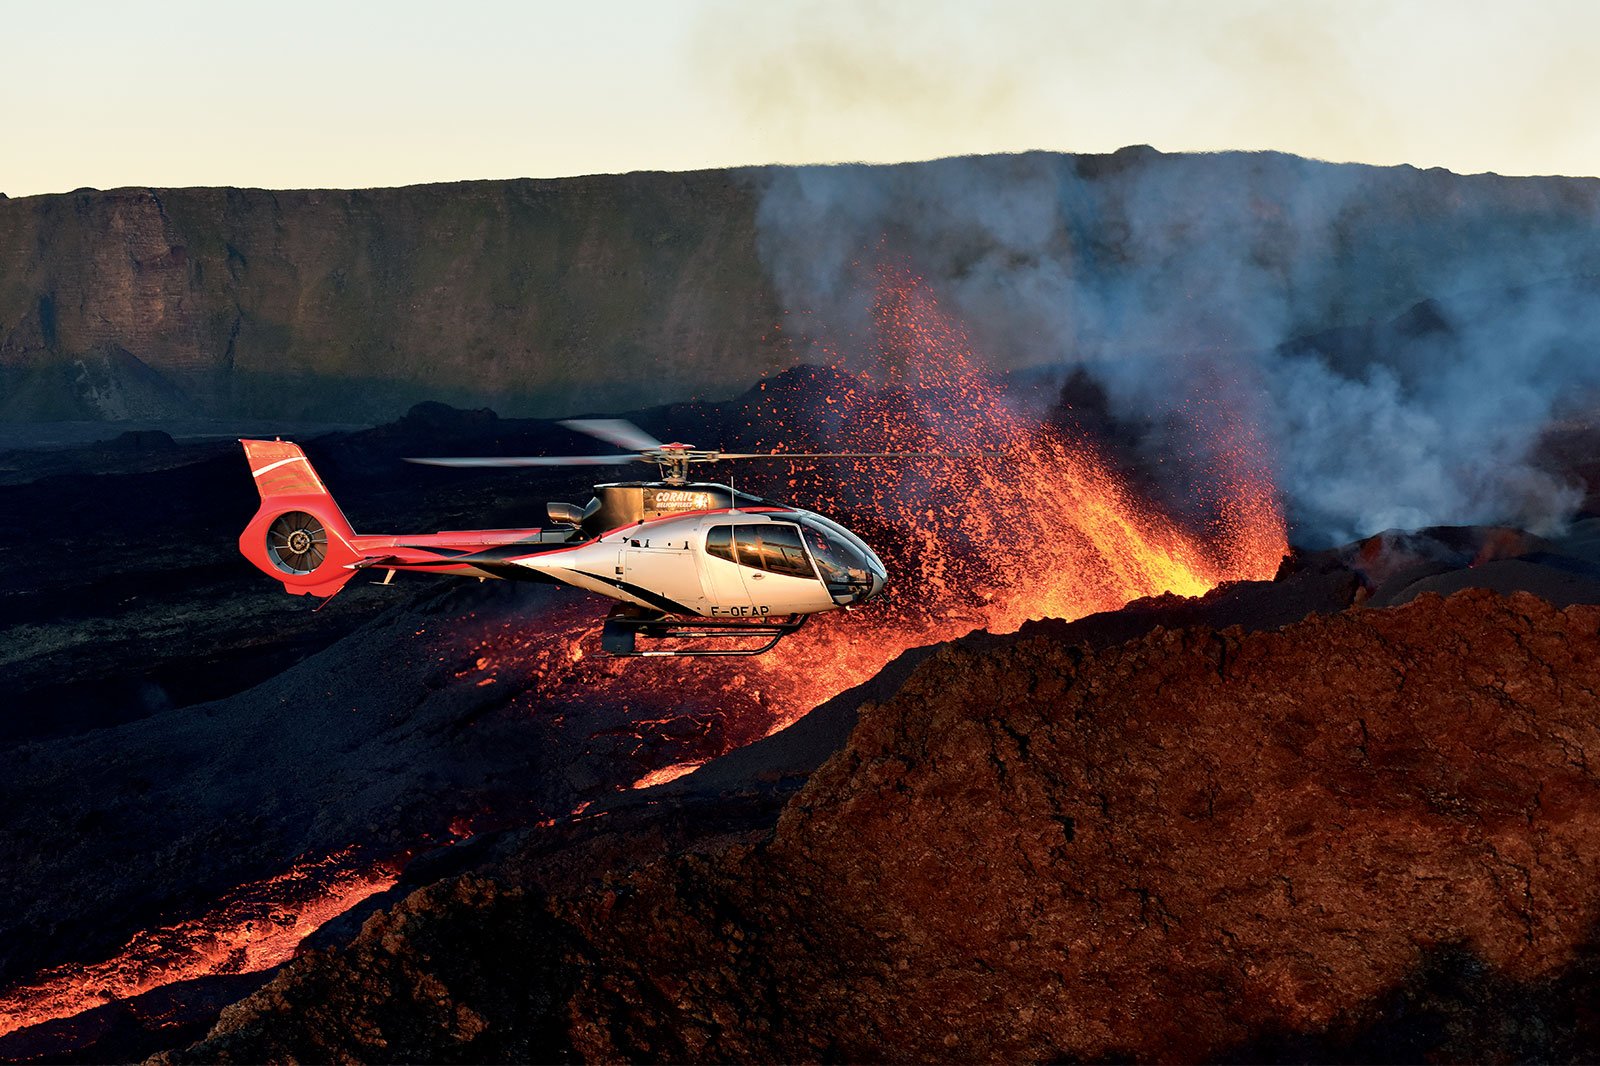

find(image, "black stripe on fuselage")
[569,570,698,616]
[472,561,561,583]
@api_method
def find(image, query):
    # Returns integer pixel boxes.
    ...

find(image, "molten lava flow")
[630,760,708,790]
[473,264,1288,775]
[0,849,395,1039]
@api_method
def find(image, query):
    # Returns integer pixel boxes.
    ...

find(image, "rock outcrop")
[173,589,1600,1062]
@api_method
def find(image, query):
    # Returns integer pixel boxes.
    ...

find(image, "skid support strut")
[601,611,808,657]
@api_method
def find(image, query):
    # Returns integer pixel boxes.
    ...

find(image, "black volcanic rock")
[104,428,179,452]
[398,401,499,433]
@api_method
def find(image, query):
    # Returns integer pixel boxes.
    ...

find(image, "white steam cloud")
[750,150,1600,545]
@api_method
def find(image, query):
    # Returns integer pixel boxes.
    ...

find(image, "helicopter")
[237,418,925,657]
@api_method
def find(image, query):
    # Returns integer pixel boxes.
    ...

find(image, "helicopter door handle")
[750,572,765,580]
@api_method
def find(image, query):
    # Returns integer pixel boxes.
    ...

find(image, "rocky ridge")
[7,149,1600,423]
[0,173,786,421]
[168,588,1600,1063]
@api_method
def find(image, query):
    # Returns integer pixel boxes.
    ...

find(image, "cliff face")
[6,150,1600,424]
[175,589,1600,1063]
[0,173,789,421]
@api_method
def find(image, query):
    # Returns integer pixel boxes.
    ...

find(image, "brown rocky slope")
[170,588,1600,1063]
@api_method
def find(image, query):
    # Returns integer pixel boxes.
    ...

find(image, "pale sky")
[4,0,1599,198]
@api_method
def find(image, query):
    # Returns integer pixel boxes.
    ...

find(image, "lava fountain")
[729,265,1287,723]
[475,265,1288,759]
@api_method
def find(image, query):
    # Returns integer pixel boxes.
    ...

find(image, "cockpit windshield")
[708,522,818,579]
[799,515,883,601]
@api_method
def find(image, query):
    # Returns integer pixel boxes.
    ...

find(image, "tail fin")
[238,440,362,597]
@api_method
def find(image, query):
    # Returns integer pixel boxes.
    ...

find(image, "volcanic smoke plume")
[752,155,1600,542]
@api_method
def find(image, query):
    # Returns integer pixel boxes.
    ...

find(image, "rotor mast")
[651,444,719,485]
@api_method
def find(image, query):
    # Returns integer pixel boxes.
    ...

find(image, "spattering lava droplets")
[728,266,1287,727]
[510,265,1288,746]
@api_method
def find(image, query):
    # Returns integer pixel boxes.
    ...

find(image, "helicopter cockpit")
[705,513,886,606]
[796,513,886,605]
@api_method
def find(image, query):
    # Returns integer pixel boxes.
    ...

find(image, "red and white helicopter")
[238,419,907,656]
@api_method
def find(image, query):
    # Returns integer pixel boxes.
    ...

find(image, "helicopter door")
[699,525,756,616]
[621,532,708,615]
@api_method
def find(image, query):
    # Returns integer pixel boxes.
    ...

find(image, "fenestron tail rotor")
[406,419,1002,483]
[266,511,328,575]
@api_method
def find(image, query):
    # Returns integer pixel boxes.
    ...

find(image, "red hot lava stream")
[0,849,395,1039]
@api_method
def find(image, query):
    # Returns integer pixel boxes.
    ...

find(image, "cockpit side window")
[705,525,736,563]
[732,523,815,579]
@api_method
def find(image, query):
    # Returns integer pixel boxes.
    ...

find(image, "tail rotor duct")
[267,511,328,575]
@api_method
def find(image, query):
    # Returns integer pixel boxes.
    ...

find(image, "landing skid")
[601,611,808,657]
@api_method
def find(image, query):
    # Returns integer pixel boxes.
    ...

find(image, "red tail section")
[238,440,362,597]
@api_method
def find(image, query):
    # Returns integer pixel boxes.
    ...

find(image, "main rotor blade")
[405,454,648,468]
[558,418,664,452]
[715,451,1008,460]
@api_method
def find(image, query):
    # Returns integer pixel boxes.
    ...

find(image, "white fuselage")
[511,507,886,618]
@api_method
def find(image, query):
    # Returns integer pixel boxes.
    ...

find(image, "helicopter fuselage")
[237,441,887,656]
[515,505,886,619]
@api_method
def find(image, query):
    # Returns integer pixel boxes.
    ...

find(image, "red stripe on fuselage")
[508,507,797,565]
[350,528,547,552]
[348,506,798,573]
[508,506,792,557]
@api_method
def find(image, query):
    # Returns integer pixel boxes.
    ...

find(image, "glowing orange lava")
[630,760,708,789]
[0,849,395,1039]
[472,265,1287,755]
[725,267,1287,726]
